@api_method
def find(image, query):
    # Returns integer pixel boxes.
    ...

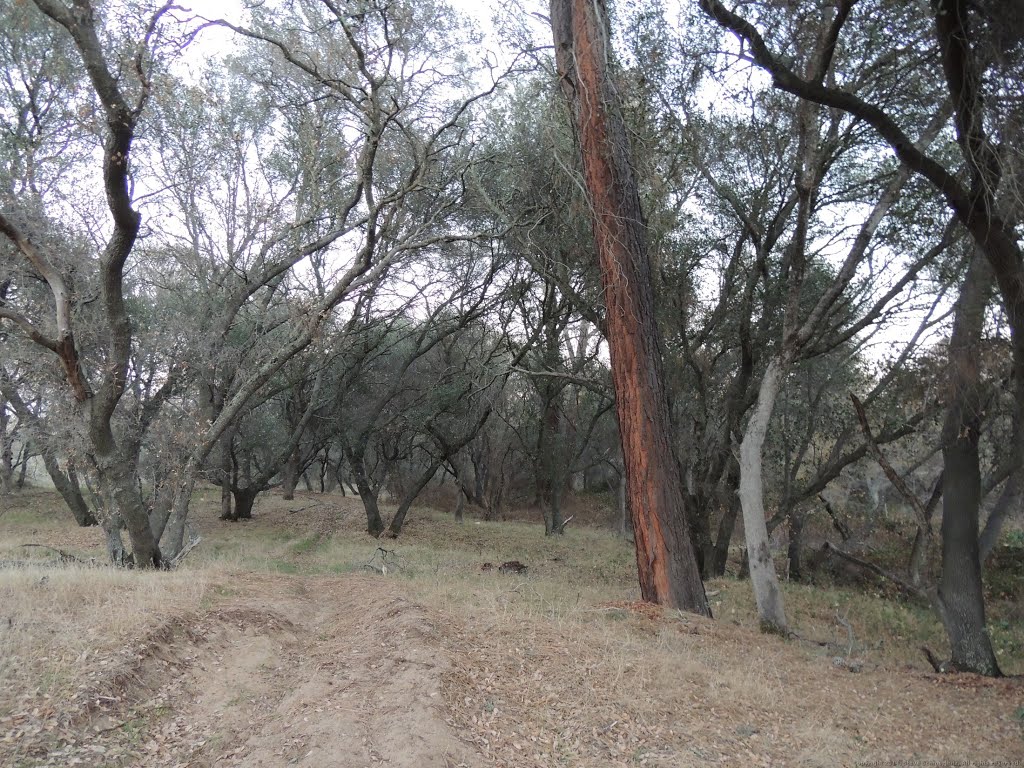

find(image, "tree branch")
[850,392,932,534]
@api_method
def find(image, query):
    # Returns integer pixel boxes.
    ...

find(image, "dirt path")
[5,563,1021,767]
[31,574,478,768]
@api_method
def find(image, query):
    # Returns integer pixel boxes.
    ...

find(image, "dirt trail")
[74,575,478,768]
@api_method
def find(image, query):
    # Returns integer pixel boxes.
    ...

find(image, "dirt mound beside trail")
[20,574,477,768]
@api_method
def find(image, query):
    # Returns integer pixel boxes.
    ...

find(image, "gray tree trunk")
[282,448,300,500]
[455,487,465,523]
[40,453,97,527]
[0,405,13,494]
[103,515,127,566]
[935,251,1001,675]
[979,470,1021,562]
[737,356,788,633]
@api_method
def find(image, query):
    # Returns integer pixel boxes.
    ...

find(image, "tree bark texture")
[45,456,97,527]
[0,405,13,494]
[937,250,1001,676]
[386,457,444,536]
[537,383,565,535]
[550,0,709,615]
[347,447,385,536]
[738,356,789,632]
[220,430,234,520]
[709,491,741,577]
[231,486,258,521]
[282,447,300,500]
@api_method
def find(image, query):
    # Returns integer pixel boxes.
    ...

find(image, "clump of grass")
[0,564,207,713]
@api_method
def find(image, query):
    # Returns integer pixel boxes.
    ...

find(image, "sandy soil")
[3,568,1023,767]
[4,574,477,768]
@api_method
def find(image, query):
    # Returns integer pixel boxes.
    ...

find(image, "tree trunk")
[935,251,1001,676]
[94,455,161,568]
[709,494,741,577]
[688,490,711,576]
[220,482,233,521]
[544,491,565,536]
[550,0,708,615]
[387,458,443,537]
[359,482,383,535]
[102,515,128,566]
[536,384,565,535]
[978,385,1023,562]
[159,471,196,560]
[787,508,804,582]
[908,470,940,587]
[16,444,29,489]
[474,455,487,508]
[232,486,258,520]
[737,356,788,633]
[455,487,465,523]
[40,453,98,527]
[0,405,13,494]
[979,474,1020,562]
[348,449,384,536]
[282,447,300,500]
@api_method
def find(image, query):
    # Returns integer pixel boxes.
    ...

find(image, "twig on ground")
[18,543,87,564]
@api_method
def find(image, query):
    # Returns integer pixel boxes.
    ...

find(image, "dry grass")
[1,488,1022,767]
[0,565,206,698]
[0,565,207,766]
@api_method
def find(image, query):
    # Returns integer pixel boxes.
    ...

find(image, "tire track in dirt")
[131,575,479,768]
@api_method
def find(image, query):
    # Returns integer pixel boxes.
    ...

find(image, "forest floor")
[0,488,1022,767]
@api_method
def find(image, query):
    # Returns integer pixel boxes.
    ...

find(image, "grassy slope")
[1,488,1022,766]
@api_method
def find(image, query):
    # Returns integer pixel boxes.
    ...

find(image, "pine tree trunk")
[550,0,708,615]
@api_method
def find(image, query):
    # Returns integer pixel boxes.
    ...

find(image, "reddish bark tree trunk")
[550,0,709,615]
